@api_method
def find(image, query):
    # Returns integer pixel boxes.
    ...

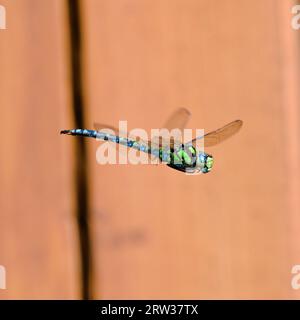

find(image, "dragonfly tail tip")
[60,130,71,135]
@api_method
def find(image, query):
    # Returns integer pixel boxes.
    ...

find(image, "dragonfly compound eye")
[198,153,213,173]
[206,156,214,172]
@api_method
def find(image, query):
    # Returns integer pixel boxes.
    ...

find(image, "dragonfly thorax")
[163,145,213,174]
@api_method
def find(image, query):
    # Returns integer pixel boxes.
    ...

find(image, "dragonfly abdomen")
[60,129,150,153]
[60,128,98,138]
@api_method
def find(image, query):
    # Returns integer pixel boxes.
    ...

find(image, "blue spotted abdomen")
[60,129,149,153]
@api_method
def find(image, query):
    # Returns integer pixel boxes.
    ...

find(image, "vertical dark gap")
[66,0,94,299]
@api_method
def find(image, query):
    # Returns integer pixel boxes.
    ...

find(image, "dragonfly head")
[198,153,214,174]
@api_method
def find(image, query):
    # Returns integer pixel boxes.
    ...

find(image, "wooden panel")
[82,0,300,299]
[0,0,79,298]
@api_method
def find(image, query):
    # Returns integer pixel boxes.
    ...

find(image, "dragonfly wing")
[94,122,148,144]
[191,120,243,147]
[151,108,191,149]
[164,107,191,131]
[94,122,131,138]
[93,122,162,162]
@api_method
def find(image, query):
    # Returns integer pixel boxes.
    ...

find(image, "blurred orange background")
[0,0,300,299]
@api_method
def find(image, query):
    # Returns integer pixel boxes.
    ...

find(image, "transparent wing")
[93,122,162,162]
[95,109,191,150]
[94,122,133,139]
[164,107,191,131]
[191,120,243,147]
[152,108,191,149]
[94,122,155,146]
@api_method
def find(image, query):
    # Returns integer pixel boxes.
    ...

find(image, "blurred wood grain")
[0,0,79,298]
[82,0,300,299]
[0,0,300,299]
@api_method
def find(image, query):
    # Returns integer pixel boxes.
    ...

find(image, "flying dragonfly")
[60,108,243,174]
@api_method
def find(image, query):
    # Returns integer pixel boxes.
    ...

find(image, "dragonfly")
[61,108,243,175]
